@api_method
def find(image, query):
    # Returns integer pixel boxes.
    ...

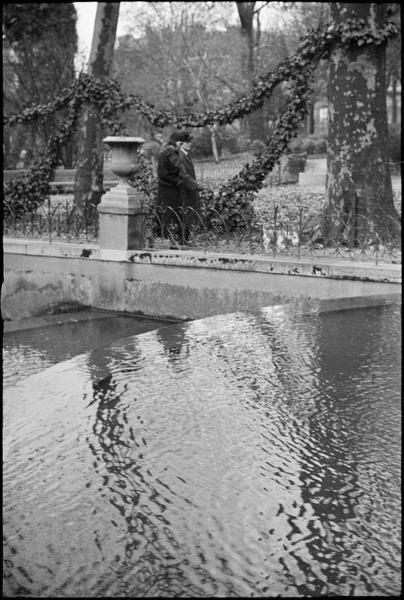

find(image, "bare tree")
[114,2,239,161]
[235,1,274,140]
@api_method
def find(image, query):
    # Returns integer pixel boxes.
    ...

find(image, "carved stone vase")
[97,136,146,253]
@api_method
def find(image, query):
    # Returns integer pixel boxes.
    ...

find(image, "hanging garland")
[4,94,83,217]
[3,17,398,219]
[197,63,316,228]
[4,18,397,129]
[4,78,128,217]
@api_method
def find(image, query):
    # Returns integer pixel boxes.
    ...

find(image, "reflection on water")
[3,304,401,597]
[3,311,174,387]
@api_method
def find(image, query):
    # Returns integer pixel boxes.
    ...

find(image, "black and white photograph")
[3,1,401,597]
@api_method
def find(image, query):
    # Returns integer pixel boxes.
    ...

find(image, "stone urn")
[104,136,145,184]
[97,136,146,253]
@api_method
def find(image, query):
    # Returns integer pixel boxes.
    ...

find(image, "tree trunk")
[236,2,266,141]
[307,102,315,135]
[326,3,399,242]
[236,2,255,77]
[209,125,220,164]
[391,75,398,124]
[74,2,120,212]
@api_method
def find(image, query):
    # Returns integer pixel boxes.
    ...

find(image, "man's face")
[181,140,192,152]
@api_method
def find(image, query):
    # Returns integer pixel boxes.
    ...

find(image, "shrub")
[289,132,327,155]
[220,128,240,155]
[311,135,327,154]
[236,135,252,153]
[191,127,243,159]
[191,128,216,159]
[250,139,266,156]
[300,137,316,154]
[289,138,303,153]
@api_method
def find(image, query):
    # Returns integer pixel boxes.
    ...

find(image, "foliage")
[128,153,157,214]
[3,15,399,229]
[250,139,266,156]
[3,74,128,218]
[3,3,78,167]
[203,64,314,229]
[289,132,328,154]
[4,18,397,131]
[236,135,253,153]
[188,127,250,159]
[3,95,83,218]
[191,129,222,159]
[219,128,241,155]
[5,184,400,263]
[113,9,247,143]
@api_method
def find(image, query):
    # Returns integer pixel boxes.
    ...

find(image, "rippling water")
[3,303,401,597]
[3,311,173,387]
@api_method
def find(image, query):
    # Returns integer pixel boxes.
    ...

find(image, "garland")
[4,18,397,129]
[4,78,128,217]
[4,17,398,218]
[4,73,128,129]
[4,95,83,217]
[198,63,315,228]
[128,61,316,231]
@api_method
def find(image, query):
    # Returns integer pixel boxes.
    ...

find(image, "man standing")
[156,130,182,244]
[177,131,203,243]
[157,129,202,246]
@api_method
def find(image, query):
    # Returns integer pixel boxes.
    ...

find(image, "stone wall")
[2,239,401,321]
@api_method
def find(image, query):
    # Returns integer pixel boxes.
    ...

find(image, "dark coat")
[178,150,201,236]
[156,144,201,242]
[177,150,200,211]
[157,144,181,208]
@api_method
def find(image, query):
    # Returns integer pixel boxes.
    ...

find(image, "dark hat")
[168,130,193,143]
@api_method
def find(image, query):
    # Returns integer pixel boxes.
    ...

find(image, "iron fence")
[3,196,401,264]
[3,197,99,244]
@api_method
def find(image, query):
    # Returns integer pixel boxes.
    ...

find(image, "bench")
[4,168,120,194]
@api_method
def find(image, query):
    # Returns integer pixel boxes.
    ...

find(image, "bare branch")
[253,1,273,15]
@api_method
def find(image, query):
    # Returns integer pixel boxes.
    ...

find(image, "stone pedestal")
[98,186,145,250]
[97,136,146,252]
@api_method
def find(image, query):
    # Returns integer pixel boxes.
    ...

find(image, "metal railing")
[3,197,99,243]
[3,197,401,264]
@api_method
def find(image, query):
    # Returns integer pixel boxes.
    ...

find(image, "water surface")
[3,303,401,597]
[3,309,174,387]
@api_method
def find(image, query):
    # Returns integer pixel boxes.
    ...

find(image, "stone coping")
[3,237,401,284]
[3,295,401,337]
[260,294,402,319]
[3,308,176,334]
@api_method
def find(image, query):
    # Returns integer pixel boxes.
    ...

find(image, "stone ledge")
[3,237,401,284]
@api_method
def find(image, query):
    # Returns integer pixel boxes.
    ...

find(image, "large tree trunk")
[74,2,120,212]
[326,2,399,243]
[391,74,398,124]
[236,2,255,77]
[236,2,265,142]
